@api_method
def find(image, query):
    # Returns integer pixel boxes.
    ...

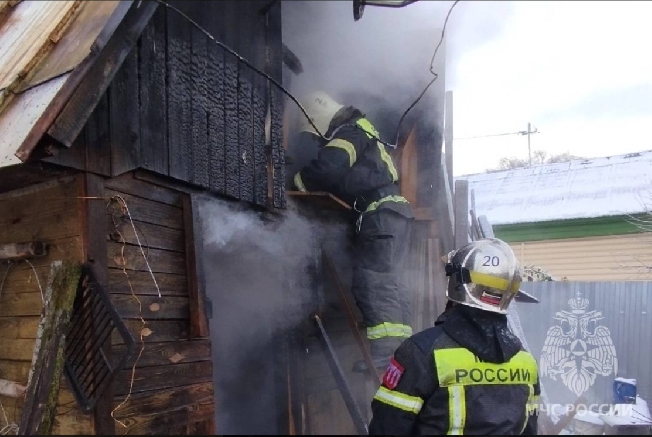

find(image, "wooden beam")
[0,378,25,398]
[18,260,83,435]
[453,179,469,249]
[183,194,209,338]
[0,242,47,260]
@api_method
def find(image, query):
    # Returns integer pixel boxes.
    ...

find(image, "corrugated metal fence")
[516,281,652,407]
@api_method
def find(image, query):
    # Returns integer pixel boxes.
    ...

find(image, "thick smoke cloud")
[197,195,350,434]
[281,0,516,141]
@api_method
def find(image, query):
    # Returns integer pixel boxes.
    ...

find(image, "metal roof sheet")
[457,150,652,225]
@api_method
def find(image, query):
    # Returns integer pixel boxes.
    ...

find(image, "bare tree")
[489,150,584,172]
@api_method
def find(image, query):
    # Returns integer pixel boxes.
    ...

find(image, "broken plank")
[0,242,47,261]
[108,268,187,296]
[113,361,213,396]
[111,295,189,320]
[112,320,189,345]
[107,241,186,275]
[108,215,185,253]
[105,189,183,230]
[113,339,211,368]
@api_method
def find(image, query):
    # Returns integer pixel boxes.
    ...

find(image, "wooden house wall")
[0,176,93,434]
[45,0,286,209]
[100,172,214,435]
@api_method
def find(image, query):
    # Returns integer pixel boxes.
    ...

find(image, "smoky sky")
[281,0,516,135]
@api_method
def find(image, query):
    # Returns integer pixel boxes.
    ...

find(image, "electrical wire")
[393,0,459,146]
[155,0,458,151]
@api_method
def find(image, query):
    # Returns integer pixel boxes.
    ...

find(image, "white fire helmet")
[297,91,344,136]
[445,238,539,314]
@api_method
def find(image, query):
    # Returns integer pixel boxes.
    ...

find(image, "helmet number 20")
[482,256,500,267]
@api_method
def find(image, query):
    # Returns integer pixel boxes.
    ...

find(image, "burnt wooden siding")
[102,172,214,435]
[46,0,285,209]
[0,176,93,434]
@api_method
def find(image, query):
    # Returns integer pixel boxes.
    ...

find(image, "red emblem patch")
[383,357,405,390]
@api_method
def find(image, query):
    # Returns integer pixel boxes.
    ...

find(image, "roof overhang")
[0,0,158,169]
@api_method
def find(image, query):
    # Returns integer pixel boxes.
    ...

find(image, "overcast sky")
[445,1,652,176]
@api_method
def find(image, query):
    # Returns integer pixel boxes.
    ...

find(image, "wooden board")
[26,1,121,90]
[0,1,81,91]
[112,339,211,368]
[287,191,352,212]
[0,316,39,339]
[108,215,185,253]
[107,241,186,275]
[110,46,140,176]
[110,295,189,320]
[112,382,214,418]
[105,189,183,229]
[108,268,187,297]
[112,320,189,346]
[113,361,213,396]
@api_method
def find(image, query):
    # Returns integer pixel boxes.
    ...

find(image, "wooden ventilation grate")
[64,264,134,412]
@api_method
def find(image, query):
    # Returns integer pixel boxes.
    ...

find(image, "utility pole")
[525,122,540,166]
[527,122,532,167]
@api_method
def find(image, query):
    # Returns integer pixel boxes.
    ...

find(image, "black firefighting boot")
[352,337,402,374]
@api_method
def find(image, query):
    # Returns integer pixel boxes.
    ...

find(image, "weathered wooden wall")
[46,0,286,209]
[102,172,214,435]
[0,176,92,434]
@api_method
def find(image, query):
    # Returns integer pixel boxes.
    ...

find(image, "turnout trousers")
[351,207,414,360]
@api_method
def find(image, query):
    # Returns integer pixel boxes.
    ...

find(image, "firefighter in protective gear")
[368,238,541,435]
[291,91,415,373]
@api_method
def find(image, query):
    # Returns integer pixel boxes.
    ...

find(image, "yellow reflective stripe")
[373,386,423,414]
[468,270,520,292]
[356,118,399,182]
[403,325,413,337]
[435,348,538,387]
[447,385,466,435]
[367,322,412,339]
[365,195,409,213]
[521,384,535,434]
[325,138,357,167]
[293,172,307,192]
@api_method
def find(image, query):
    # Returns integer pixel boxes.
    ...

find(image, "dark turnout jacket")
[369,305,540,435]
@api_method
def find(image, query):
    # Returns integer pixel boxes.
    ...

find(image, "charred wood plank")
[267,1,285,209]
[237,1,256,203]
[166,1,193,182]
[223,1,241,199]
[139,7,169,175]
[108,268,187,296]
[190,6,209,188]
[113,361,213,396]
[46,1,158,150]
[110,47,141,176]
[252,1,269,206]
[85,93,112,175]
[205,2,226,194]
[112,320,189,346]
